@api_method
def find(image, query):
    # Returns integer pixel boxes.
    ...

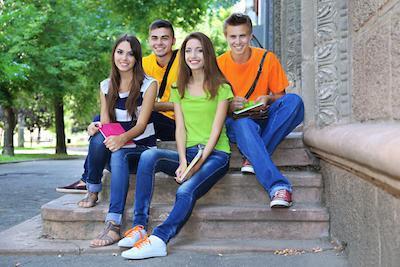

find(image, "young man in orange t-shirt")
[217,13,304,208]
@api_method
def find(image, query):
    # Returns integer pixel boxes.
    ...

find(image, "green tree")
[1,0,238,156]
[0,1,49,155]
[22,95,53,144]
[29,0,125,154]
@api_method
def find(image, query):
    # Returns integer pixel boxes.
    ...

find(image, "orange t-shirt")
[217,47,288,101]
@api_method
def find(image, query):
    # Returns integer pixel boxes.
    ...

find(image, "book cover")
[99,123,134,145]
[178,146,204,183]
[233,102,264,115]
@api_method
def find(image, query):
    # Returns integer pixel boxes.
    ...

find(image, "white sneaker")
[118,225,147,248]
[241,159,255,174]
[121,235,167,259]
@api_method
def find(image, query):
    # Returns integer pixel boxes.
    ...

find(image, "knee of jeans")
[234,118,258,133]
[139,149,160,164]
[176,186,195,202]
[284,94,304,108]
[110,149,125,163]
[90,132,105,146]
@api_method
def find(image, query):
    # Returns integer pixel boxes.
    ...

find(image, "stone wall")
[321,162,400,267]
[314,0,352,127]
[300,1,400,266]
[280,0,302,95]
[351,0,400,121]
[273,0,281,59]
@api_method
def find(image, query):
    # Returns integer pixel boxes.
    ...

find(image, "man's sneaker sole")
[121,250,167,260]
[56,188,87,194]
[241,166,255,174]
[270,199,292,208]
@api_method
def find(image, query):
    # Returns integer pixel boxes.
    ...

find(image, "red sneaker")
[270,189,292,208]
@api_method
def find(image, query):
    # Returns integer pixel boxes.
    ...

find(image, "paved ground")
[0,159,85,232]
[2,251,348,267]
[0,159,349,267]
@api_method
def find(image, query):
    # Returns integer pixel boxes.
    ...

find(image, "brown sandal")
[77,192,98,208]
[90,221,121,248]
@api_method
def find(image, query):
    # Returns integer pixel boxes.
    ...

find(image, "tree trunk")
[2,107,16,156]
[30,130,33,147]
[37,127,41,144]
[54,98,67,154]
[18,112,25,147]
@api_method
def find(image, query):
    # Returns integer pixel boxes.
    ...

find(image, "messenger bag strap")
[244,50,268,99]
[158,49,178,99]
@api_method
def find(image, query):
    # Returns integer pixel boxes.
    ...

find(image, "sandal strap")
[90,222,121,248]
[83,192,98,200]
[78,192,98,207]
[97,221,120,239]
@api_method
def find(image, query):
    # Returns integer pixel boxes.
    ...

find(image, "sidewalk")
[0,159,349,266]
[13,146,88,156]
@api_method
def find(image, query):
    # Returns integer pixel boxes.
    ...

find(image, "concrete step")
[41,194,329,240]
[157,132,317,168]
[0,215,338,256]
[100,170,323,206]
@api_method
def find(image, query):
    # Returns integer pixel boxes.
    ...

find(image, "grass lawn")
[0,153,80,163]
[13,146,55,151]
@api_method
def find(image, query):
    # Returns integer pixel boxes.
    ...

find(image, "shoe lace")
[274,189,287,199]
[124,225,144,239]
[133,234,151,249]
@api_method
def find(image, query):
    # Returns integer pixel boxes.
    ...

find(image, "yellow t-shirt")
[142,52,179,120]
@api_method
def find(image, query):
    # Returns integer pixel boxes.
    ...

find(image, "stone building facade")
[248,1,400,266]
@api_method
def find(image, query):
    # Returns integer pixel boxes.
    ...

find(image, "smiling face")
[113,41,135,73]
[149,27,175,58]
[225,24,252,57]
[184,38,204,71]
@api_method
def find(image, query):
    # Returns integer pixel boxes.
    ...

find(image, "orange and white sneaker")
[241,158,255,174]
[121,234,167,259]
[117,225,146,248]
[270,189,292,208]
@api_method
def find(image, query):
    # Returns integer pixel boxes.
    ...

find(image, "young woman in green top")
[118,32,233,259]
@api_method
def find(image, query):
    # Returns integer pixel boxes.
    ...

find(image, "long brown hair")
[107,34,145,121]
[177,32,228,99]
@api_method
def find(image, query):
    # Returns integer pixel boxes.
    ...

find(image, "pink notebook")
[99,123,134,145]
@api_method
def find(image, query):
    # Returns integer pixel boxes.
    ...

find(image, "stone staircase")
[41,132,330,251]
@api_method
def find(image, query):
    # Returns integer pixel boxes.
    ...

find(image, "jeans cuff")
[86,182,102,193]
[269,185,292,199]
[106,213,122,225]
[151,231,169,244]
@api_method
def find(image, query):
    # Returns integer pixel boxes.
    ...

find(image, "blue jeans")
[85,132,145,189]
[105,145,149,224]
[133,146,230,244]
[225,93,304,199]
[151,111,175,141]
[81,156,89,183]
[81,114,101,183]
[86,133,111,192]
[81,113,175,181]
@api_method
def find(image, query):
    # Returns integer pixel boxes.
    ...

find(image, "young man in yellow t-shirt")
[56,20,178,193]
[143,19,178,141]
[217,13,304,208]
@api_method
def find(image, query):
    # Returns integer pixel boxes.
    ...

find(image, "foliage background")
[0,0,237,154]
